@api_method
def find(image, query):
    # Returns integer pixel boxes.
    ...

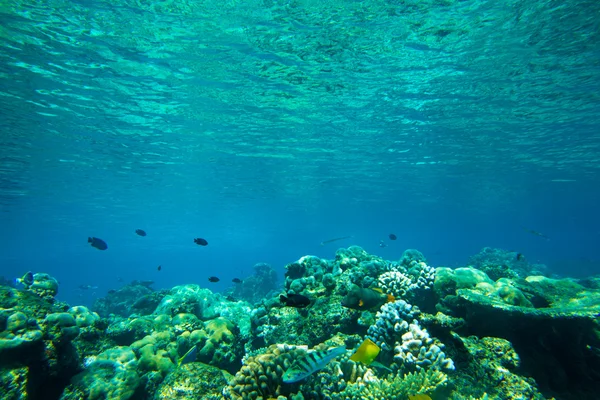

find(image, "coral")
[252,296,353,347]
[0,367,28,400]
[339,368,448,399]
[393,321,455,372]
[129,291,168,315]
[378,271,417,299]
[449,334,546,400]
[440,281,600,398]
[231,263,279,304]
[68,306,100,328]
[137,342,175,376]
[302,340,377,399]
[400,249,427,267]
[195,317,244,373]
[155,362,228,399]
[106,315,158,346]
[367,300,419,351]
[406,261,436,291]
[63,347,141,400]
[223,343,308,399]
[469,247,548,278]
[44,313,80,345]
[93,281,158,317]
[434,267,494,298]
[28,273,60,299]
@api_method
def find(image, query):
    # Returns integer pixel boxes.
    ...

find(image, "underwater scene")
[1,0,600,399]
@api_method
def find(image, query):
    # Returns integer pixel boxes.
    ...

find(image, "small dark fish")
[88,237,108,250]
[226,295,237,302]
[208,276,220,282]
[320,235,353,246]
[280,293,311,308]
[107,289,116,294]
[516,253,524,261]
[157,265,162,271]
[135,229,147,236]
[194,238,208,246]
[389,233,397,240]
[379,240,387,248]
[232,278,242,284]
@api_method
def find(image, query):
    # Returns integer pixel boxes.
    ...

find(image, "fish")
[208,276,220,282]
[408,395,432,400]
[341,285,395,311]
[16,271,34,287]
[369,361,393,372]
[379,240,387,248]
[194,238,208,246]
[157,265,162,271]
[107,289,116,294]
[88,237,108,250]
[280,293,311,308]
[516,253,524,261]
[320,236,353,246]
[232,278,242,284]
[349,338,380,365]
[283,345,346,383]
[522,227,550,240]
[389,233,397,240]
[135,229,147,236]
[79,285,99,290]
[178,345,197,367]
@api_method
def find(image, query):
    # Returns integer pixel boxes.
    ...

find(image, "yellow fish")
[349,338,381,365]
[408,395,432,400]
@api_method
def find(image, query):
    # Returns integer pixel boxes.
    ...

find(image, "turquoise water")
[1,0,599,303]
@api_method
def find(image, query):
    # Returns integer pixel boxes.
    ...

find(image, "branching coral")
[394,321,455,372]
[367,300,419,351]
[337,368,448,399]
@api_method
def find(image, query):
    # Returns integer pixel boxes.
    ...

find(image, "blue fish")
[283,345,346,383]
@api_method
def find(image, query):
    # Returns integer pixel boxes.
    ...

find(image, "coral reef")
[2,246,599,399]
[93,280,160,317]
[230,262,279,304]
[338,368,448,399]
[155,362,228,399]
[468,247,548,279]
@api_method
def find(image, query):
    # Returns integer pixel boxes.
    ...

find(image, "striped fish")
[283,345,346,383]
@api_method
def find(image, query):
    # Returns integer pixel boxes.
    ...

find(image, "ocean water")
[1,0,599,307]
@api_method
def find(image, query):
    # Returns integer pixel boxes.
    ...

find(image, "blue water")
[1,0,599,307]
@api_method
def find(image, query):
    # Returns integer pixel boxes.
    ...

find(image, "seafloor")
[1,246,599,400]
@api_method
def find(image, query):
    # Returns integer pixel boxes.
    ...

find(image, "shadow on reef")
[2,247,600,399]
[436,268,600,399]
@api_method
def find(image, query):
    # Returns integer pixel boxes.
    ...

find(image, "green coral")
[0,367,28,400]
[338,368,448,399]
[223,343,308,399]
[155,362,229,399]
[63,347,141,400]
[195,317,244,373]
